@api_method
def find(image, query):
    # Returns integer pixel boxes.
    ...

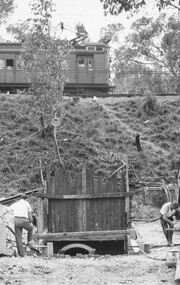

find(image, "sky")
[1,0,177,42]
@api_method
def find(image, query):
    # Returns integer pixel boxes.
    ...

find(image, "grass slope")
[0,94,179,200]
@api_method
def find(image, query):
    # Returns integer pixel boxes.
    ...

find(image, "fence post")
[125,158,130,222]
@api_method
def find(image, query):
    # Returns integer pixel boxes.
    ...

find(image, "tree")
[113,56,166,94]
[100,0,180,15]
[6,21,30,41]
[72,23,89,45]
[113,14,180,93]
[99,23,124,43]
[0,0,15,24]
[19,0,72,126]
[75,23,88,37]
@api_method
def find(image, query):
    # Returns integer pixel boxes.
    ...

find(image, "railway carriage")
[0,41,111,94]
[64,42,110,95]
[0,42,28,90]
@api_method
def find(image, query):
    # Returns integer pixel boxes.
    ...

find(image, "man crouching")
[1,193,35,256]
[160,201,179,247]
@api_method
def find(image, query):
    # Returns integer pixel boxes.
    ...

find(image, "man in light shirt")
[1,193,34,257]
[160,201,179,247]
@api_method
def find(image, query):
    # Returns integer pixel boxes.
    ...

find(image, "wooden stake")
[125,157,130,222]
[175,259,180,281]
[53,126,63,167]
[39,156,44,185]
[0,223,6,252]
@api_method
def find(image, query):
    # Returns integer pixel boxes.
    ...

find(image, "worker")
[0,193,35,257]
[160,201,179,247]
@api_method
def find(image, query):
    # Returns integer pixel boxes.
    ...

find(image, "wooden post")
[46,242,53,257]
[129,229,137,239]
[53,126,63,167]
[175,259,180,281]
[37,198,43,234]
[51,115,63,168]
[0,223,6,252]
[37,180,48,235]
[177,167,180,205]
[124,158,130,254]
[135,134,142,151]
[81,165,87,231]
[39,156,45,186]
[125,158,130,222]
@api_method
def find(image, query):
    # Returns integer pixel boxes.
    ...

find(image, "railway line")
[0,89,178,98]
[64,92,178,98]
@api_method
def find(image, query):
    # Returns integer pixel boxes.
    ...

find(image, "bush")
[0,96,7,102]
[139,95,163,115]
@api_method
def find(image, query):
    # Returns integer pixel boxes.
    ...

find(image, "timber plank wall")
[38,166,132,234]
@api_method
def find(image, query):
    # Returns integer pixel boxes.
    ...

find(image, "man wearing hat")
[160,201,179,247]
[1,193,34,257]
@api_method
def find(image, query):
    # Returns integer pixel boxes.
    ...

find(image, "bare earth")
[1,220,180,285]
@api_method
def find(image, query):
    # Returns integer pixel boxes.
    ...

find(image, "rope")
[0,125,48,150]
[139,248,166,261]
[127,217,167,261]
[126,217,161,229]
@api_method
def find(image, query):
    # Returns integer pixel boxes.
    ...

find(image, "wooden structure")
[37,165,132,256]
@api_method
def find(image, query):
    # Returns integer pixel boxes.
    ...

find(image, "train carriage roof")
[0,42,22,53]
[73,42,110,53]
[84,42,110,47]
[0,41,109,54]
[74,42,110,48]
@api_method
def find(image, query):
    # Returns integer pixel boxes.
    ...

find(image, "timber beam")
[37,192,132,200]
[37,229,130,242]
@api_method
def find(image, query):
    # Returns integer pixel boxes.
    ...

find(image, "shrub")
[28,126,39,133]
[139,95,163,115]
[6,109,17,120]
[28,138,40,147]
[0,96,6,102]
[15,115,30,124]
[15,130,23,136]
[159,141,170,149]
[176,106,180,115]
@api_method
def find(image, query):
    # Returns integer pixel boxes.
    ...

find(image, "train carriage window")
[0,59,5,68]
[6,59,14,69]
[96,47,103,51]
[88,58,93,69]
[87,46,95,51]
[78,57,85,67]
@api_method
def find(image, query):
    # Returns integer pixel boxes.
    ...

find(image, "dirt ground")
[1,220,180,285]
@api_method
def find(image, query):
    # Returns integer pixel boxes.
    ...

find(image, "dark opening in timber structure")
[54,240,125,256]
